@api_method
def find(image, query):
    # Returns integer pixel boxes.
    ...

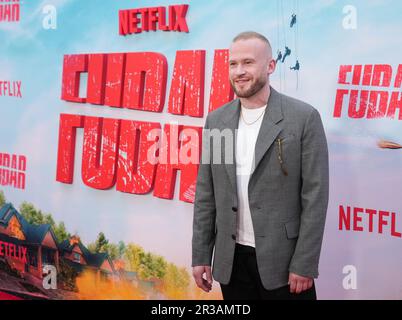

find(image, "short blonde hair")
[232,31,272,52]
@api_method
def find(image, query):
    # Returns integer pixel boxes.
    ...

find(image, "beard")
[230,74,267,98]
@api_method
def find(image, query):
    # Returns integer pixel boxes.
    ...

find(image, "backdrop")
[0,0,401,300]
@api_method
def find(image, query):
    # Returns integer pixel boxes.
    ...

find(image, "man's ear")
[268,59,276,75]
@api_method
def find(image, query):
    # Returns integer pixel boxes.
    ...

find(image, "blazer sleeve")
[289,108,329,278]
[192,114,217,267]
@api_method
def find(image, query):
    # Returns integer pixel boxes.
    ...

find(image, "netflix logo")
[339,205,401,238]
[119,4,189,35]
[333,64,402,120]
[0,80,22,98]
[0,153,26,190]
[0,241,27,264]
[0,0,20,23]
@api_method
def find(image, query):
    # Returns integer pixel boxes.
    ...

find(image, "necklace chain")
[240,107,266,125]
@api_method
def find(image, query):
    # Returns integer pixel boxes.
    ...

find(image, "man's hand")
[192,266,213,292]
[288,272,313,294]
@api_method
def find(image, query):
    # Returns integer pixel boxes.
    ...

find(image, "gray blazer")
[192,87,329,290]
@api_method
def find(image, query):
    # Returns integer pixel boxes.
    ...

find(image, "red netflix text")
[0,241,27,264]
[339,205,401,238]
[119,4,189,35]
[0,80,22,98]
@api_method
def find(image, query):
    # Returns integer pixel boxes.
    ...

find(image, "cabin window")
[73,252,81,263]
[42,248,55,264]
[27,247,38,267]
[3,209,12,221]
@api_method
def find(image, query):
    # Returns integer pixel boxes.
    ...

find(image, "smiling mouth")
[235,79,250,84]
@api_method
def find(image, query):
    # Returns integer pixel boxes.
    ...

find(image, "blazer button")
[231,234,236,240]
[232,207,238,212]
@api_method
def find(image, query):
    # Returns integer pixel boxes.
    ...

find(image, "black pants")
[220,243,317,300]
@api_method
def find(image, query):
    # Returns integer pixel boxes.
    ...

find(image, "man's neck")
[240,83,271,109]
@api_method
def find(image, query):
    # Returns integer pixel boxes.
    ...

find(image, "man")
[290,60,300,71]
[281,46,292,63]
[275,50,282,63]
[192,31,329,300]
[290,14,297,28]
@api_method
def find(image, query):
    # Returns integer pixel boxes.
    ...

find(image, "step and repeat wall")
[0,0,401,299]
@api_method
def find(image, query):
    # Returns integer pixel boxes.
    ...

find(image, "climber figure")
[276,51,283,63]
[290,14,297,28]
[281,46,291,63]
[290,60,300,71]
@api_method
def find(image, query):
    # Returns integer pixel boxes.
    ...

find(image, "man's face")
[229,38,274,98]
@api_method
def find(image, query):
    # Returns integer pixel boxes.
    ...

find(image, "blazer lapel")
[252,87,284,178]
[219,99,240,194]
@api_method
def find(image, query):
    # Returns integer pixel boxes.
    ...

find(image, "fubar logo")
[0,0,20,23]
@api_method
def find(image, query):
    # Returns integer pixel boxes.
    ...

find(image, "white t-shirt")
[235,104,267,247]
